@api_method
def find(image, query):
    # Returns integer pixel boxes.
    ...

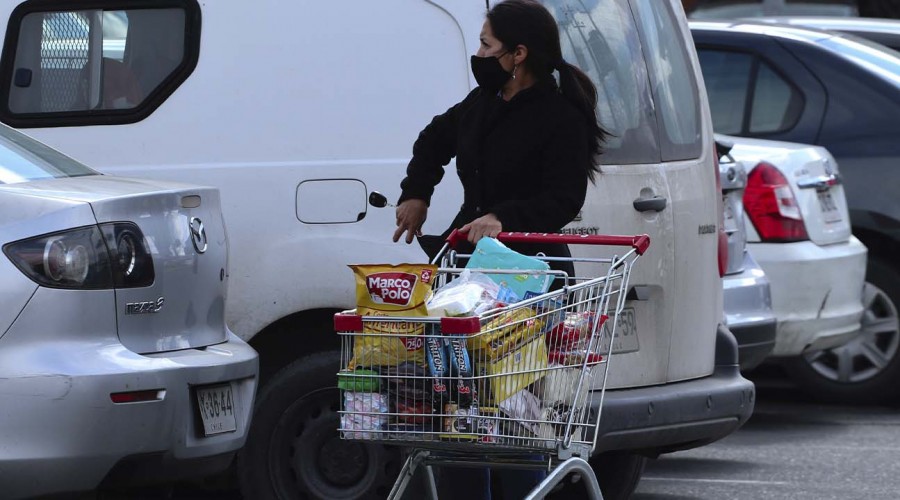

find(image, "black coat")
[399,81,591,270]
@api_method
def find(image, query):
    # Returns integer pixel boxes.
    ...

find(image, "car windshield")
[0,125,98,184]
[820,34,900,87]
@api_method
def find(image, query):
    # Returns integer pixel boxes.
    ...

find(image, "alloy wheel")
[804,282,900,383]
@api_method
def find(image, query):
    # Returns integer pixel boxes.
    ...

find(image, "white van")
[0,0,754,497]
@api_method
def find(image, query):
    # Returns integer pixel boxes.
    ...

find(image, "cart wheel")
[784,257,900,405]
[547,451,646,500]
[238,352,402,500]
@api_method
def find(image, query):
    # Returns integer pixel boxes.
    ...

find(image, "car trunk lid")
[726,137,852,246]
[83,178,227,353]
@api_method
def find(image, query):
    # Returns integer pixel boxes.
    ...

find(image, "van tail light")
[714,147,728,277]
[743,162,809,242]
[3,223,154,289]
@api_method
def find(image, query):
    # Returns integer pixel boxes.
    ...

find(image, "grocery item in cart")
[382,362,433,402]
[446,336,475,406]
[341,392,389,440]
[348,263,437,367]
[426,269,500,317]
[440,403,479,440]
[546,311,598,348]
[465,237,553,303]
[337,369,380,392]
[483,335,549,403]
[499,388,554,439]
[424,335,450,399]
[473,308,546,361]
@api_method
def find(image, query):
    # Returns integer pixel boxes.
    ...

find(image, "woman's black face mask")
[470,52,511,92]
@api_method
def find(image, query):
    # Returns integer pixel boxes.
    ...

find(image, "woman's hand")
[460,213,502,244]
[393,199,428,244]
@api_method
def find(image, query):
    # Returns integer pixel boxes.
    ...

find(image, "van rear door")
[544,0,718,386]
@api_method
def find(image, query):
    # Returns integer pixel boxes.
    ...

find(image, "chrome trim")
[190,217,208,254]
[797,173,842,191]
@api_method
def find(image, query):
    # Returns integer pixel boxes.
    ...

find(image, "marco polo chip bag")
[348,264,437,367]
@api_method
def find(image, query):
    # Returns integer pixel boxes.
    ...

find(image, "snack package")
[425,336,450,400]
[465,237,552,303]
[348,264,437,367]
[545,311,605,350]
[484,336,548,403]
[473,308,546,361]
[426,269,500,317]
[341,392,389,440]
[446,337,475,406]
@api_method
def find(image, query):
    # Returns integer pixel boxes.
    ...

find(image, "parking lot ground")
[122,367,900,499]
[634,366,900,500]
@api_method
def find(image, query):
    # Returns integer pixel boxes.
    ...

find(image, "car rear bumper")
[0,332,258,498]
[722,251,777,370]
[594,324,755,455]
[750,236,867,356]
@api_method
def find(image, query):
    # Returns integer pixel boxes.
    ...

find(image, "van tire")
[784,257,900,405]
[592,451,647,500]
[237,352,401,500]
[548,451,646,499]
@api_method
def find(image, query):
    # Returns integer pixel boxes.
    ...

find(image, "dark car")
[759,16,900,50]
[691,21,900,404]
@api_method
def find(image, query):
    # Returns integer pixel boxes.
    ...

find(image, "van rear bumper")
[593,325,755,456]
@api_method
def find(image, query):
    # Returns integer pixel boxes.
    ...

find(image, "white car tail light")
[3,222,155,289]
[744,162,809,242]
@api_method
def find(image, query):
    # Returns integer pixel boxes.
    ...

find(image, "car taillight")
[743,162,808,243]
[714,147,728,277]
[3,222,154,289]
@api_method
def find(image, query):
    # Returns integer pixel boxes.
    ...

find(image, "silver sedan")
[0,125,258,498]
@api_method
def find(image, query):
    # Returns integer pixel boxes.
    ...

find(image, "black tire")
[547,451,647,500]
[784,257,900,405]
[237,352,402,500]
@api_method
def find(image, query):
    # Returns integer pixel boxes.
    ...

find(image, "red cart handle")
[446,229,650,255]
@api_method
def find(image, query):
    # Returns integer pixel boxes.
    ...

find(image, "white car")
[722,134,868,361]
[0,124,258,498]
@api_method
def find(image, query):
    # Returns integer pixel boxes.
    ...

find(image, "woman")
[393,0,605,284]
[393,1,607,497]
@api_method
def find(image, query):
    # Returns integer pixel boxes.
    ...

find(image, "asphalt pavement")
[634,367,900,500]
[125,366,900,499]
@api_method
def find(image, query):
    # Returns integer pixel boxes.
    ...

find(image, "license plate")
[196,384,237,436]
[817,191,842,223]
[596,307,639,354]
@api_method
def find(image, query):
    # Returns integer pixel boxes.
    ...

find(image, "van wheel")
[237,352,401,500]
[592,451,647,500]
[785,258,900,405]
[548,451,646,499]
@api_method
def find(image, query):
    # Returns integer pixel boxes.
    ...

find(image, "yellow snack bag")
[348,264,437,367]
[472,308,546,361]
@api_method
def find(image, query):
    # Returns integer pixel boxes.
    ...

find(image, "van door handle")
[633,195,667,212]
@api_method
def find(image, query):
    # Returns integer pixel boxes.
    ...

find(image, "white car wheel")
[804,282,900,384]
[785,257,900,405]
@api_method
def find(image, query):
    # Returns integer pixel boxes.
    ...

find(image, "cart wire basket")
[335,230,649,499]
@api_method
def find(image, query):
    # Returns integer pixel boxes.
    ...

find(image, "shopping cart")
[334,230,649,499]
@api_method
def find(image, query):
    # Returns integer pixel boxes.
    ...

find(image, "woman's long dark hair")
[487,0,607,181]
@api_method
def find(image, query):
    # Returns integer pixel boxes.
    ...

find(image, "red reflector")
[334,313,364,332]
[110,389,164,404]
[440,316,482,335]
